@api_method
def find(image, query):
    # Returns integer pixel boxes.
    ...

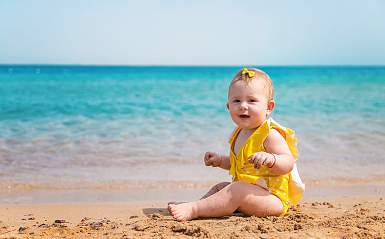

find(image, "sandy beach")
[1,194,384,239]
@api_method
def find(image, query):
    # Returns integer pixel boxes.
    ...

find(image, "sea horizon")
[2,63,385,67]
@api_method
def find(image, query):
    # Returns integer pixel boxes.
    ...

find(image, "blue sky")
[1,0,385,65]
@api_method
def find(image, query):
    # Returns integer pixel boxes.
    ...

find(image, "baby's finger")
[204,151,211,160]
[205,153,215,166]
[259,155,271,168]
[254,159,262,169]
[249,155,257,168]
[204,157,209,166]
[204,157,212,166]
[204,152,210,159]
[248,156,255,164]
[254,154,266,169]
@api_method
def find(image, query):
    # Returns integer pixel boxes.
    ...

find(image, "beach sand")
[1,195,384,238]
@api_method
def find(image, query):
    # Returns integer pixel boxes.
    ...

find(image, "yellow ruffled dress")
[228,118,305,216]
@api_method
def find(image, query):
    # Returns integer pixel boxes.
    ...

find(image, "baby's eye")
[249,99,257,102]
[233,99,240,103]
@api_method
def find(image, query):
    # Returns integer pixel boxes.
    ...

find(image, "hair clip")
[242,68,255,77]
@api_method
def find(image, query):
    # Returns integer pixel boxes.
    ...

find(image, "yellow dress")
[228,118,305,216]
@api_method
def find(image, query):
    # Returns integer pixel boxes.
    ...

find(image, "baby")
[168,68,304,221]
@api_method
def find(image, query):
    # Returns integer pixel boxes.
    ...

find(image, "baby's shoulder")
[264,128,285,144]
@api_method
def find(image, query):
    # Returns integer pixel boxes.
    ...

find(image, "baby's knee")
[230,181,250,188]
[227,181,252,196]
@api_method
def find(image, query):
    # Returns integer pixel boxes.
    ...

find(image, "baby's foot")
[167,202,198,221]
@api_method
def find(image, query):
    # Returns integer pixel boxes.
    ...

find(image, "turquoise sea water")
[1,65,385,191]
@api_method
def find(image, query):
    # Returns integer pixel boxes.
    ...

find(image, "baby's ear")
[226,102,230,110]
[266,100,275,116]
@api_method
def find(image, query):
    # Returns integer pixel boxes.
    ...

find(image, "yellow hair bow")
[242,68,255,77]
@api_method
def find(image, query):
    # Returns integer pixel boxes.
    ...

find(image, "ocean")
[1,65,385,195]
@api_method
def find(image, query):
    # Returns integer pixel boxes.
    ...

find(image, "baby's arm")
[248,129,294,175]
[204,151,231,170]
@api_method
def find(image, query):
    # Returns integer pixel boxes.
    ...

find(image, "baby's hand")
[204,151,222,167]
[248,152,275,169]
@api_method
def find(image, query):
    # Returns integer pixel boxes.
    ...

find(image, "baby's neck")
[240,128,257,138]
[238,122,264,141]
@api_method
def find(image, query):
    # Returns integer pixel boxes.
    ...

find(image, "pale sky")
[1,0,385,65]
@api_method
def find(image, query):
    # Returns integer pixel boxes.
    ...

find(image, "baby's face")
[227,80,273,130]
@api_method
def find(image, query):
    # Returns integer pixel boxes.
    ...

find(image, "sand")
[1,196,384,239]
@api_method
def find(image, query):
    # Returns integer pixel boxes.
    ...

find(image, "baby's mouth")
[239,114,250,119]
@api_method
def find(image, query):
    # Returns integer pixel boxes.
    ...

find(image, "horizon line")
[1,63,385,67]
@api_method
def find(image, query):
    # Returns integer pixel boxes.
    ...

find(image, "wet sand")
[1,194,384,238]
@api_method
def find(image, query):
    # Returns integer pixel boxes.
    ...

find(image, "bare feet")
[168,202,198,221]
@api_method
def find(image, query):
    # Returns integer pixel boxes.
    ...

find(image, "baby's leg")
[200,182,230,199]
[168,181,283,221]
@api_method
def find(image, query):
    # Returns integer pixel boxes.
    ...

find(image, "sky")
[1,0,385,66]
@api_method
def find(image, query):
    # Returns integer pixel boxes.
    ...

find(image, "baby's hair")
[230,68,274,101]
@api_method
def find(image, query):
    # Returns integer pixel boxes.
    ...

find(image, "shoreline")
[1,196,384,238]
[1,182,385,205]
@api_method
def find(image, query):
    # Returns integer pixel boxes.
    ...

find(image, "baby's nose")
[240,101,248,109]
